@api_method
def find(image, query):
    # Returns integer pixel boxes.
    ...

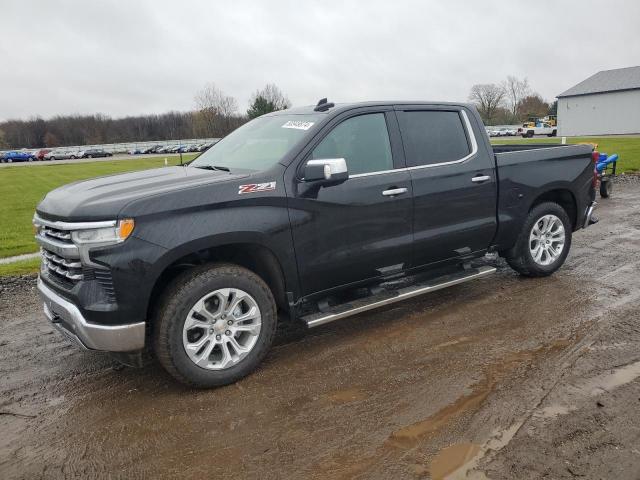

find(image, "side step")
[301,265,496,328]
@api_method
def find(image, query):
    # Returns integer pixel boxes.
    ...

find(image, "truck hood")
[37,166,247,221]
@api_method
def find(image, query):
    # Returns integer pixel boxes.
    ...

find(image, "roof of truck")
[271,101,475,116]
[557,66,640,98]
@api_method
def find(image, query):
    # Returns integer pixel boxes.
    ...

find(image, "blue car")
[1,151,36,163]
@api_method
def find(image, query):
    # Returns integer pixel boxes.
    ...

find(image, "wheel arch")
[146,242,289,323]
[529,188,578,230]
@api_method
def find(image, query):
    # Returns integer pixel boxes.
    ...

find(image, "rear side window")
[398,111,471,167]
[311,113,393,175]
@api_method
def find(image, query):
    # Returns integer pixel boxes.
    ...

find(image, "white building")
[557,66,640,136]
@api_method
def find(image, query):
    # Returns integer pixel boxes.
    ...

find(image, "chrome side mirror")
[304,158,348,184]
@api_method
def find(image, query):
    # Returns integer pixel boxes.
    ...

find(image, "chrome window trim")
[493,144,590,155]
[348,109,479,178]
[33,214,116,231]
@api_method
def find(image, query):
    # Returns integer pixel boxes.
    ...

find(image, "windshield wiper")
[193,165,230,172]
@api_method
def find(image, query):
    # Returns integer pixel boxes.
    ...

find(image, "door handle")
[471,175,491,183]
[382,187,408,197]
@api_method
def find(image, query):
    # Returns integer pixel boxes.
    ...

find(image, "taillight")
[591,150,599,187]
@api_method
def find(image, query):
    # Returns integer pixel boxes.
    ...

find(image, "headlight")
[71,219,135,245]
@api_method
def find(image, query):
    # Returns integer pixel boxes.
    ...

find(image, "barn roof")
[557,66,640,98]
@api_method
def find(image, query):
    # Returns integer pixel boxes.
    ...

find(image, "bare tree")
[503,76,531,122]
[247,83,291,119]
[194,83,239,136]
[468,83,506,125]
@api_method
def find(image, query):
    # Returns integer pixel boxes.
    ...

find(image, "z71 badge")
[238,182,276,194]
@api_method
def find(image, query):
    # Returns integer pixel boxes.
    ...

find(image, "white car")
[44,149,74,161]
[498,127,517,136]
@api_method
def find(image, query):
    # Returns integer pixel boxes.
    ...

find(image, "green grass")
[0,155,196,258]
[0,257,40,276]
[491,136,640,172]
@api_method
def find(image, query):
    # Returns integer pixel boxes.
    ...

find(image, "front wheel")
[505,202,572,277]
[153,263,277,388]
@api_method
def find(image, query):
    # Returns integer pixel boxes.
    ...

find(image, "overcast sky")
[2,0,639,121]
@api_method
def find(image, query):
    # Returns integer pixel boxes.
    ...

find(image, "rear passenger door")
[396,106,497,267]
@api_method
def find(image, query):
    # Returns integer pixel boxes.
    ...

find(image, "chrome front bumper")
[38,277,145,352]
[583,201,598,228]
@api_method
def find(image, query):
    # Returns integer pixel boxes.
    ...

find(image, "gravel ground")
[1,179,639,479]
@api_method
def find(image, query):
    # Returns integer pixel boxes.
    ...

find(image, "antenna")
[314,98,335,112]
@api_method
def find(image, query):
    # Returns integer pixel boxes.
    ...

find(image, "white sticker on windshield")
[282,121,314,130]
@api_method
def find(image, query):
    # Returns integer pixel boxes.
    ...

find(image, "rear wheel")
[505,202,572,277]
[153,263,277,388]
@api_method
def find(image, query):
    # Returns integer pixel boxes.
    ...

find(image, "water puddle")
[430,443,480,479]
[429,422,522,479]
[325,388,367,404]
[574,360,640,396]
[386,378,495,448]
[387,340,574,449]
[536,404,574,418]
[433,337,473,350]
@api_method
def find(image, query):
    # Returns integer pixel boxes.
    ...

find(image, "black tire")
[504,201,572,277]
[50,157,55,161]
[153,263,277,388]
[70,155,76,159]
[600,178,612,198]
[88,154,92,158]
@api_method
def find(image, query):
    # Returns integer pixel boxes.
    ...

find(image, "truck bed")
[491,143,595,251]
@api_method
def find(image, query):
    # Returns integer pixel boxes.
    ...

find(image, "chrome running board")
[301,265,496,328]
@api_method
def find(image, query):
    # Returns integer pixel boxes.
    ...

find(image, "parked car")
[80,148,112,158]
[497,127,517,136]
[34,100,597,387]
[518,123,558,138]
[44,149,76,161]
[1,150,36,163]
[33,149,52,161]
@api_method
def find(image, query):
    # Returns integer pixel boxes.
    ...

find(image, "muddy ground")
[1,180,640,479]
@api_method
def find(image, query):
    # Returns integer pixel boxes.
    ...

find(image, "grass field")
[0,155,196,258]
[0,257,40,277]
[491,136,640,172]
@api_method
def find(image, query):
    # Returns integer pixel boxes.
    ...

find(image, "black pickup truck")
[34,100,598,387]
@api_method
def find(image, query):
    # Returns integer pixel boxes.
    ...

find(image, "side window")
[398,111,471,167]
[311,113,393,175]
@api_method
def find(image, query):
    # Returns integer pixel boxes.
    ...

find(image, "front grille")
[41,225,73,244]
[42,249,83,282]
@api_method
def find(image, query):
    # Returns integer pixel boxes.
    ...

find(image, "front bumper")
[38,277,145,352]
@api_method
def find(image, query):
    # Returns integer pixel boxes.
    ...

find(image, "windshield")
[189,114,321,172]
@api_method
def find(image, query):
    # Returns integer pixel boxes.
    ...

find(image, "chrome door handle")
[382,187,408,196]
[471,175,491,183]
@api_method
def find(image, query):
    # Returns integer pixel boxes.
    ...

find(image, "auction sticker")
[282,121,314,130]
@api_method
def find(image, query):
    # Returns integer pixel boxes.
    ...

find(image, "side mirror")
[304,158,349,185]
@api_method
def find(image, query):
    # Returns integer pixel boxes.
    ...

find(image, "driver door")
[286,109,413,297]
